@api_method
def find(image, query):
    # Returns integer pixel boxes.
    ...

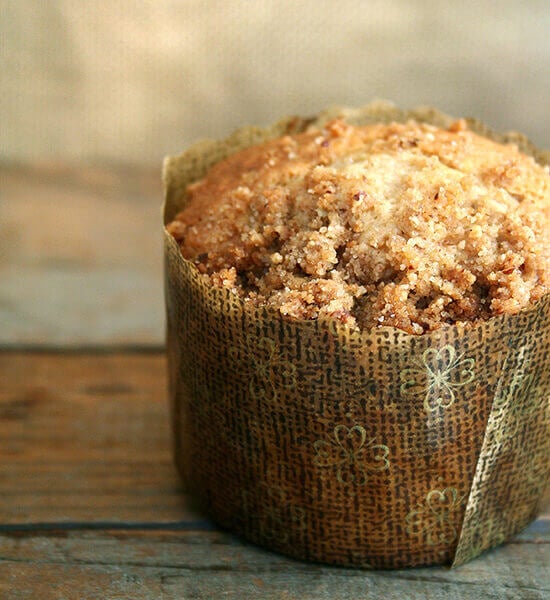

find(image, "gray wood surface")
[1,352,548,600]
[1,535,547,600]
[1,163,164,346]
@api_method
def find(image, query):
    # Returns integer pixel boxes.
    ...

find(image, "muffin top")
[167,118,550,334]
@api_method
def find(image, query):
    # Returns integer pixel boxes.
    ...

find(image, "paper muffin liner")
[163,102,550,568]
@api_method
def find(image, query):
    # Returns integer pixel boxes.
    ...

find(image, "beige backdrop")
[1,0,549,165]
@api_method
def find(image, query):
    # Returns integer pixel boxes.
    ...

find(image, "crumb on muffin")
[167,118,550,334]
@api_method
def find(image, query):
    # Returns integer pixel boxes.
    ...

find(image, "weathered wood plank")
[0,352,202,522]
[0,163,164,346]
[0,565,545,600]
[0,528,548,582]
[0,530,548,600]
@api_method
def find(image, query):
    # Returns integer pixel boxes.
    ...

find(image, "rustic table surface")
[1,164,549,600]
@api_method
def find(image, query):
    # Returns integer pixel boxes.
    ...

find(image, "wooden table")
[1,165,549,599]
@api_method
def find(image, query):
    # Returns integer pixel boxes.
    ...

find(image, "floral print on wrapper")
[406,487,466,546]
[313,424,390,486]
[400,345,475,412]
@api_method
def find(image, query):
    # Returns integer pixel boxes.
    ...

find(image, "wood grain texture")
[0,352,548,599]
[0,163,164,346]
[0,352,196,523]
[0,529,548,600]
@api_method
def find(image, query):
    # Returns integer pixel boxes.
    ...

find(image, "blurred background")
[1,0,549,346]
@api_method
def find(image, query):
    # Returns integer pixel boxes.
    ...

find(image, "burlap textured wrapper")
[163,102,550,568]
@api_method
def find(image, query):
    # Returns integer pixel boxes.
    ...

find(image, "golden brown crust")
[167,118,550,334]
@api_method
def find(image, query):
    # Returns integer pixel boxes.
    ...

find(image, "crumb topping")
[167,119,550,334]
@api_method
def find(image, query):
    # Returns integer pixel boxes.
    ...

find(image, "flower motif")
[400,345,475,412]
[242,484,305,545]
[231,337,297,401]
[406,487,465,546]
[313,424,390,486]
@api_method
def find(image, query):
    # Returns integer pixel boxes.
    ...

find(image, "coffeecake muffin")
[167,118,549,334]
[163,104,550,568]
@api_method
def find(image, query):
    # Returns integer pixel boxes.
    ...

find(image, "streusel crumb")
[167,119,550,334]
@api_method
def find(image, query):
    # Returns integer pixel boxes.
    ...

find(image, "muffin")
[163,102,550,568]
